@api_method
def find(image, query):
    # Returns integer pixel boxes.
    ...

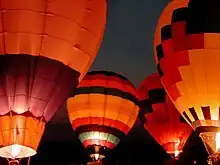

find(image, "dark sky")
[90,0,170,86]
[18,0,209,165]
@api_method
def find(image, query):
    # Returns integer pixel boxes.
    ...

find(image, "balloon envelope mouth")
[167,150,183,158]
[162,141,183,158]
[0,144,36,159]
[90,153,105,161]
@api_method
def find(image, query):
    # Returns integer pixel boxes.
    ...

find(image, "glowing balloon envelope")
[154,0,220,162]
[67,71,139,162]
[138,72,192,159]
[0,0,106,163]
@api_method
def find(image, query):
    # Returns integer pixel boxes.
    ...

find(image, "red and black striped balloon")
[138,72,192,158]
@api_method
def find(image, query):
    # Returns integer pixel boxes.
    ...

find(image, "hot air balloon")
[67,71,139,164]
[138,72,192,160]
[0,0,106,164]
[154,0,220,164]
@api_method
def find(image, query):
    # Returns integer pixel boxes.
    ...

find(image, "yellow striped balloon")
[67,71,139,161]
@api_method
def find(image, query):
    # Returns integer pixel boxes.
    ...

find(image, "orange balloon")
[154,0,220,157]
[0,0,106,160]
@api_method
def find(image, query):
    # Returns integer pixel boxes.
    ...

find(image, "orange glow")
[87,161,103,165]
[0,115,45,159]
[174,140,181,158]
[153,0,220,158]
[0,0,107,161]
[0,0,107,81]
[138,73,192,157]
[216,133,220,152]
[67,71,139,157]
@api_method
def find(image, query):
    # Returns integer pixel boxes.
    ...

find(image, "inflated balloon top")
[154,0,220,158]
[0,0,106,81]
[67,70,139,162]
[0,0,106,161]
[138,72,192,159]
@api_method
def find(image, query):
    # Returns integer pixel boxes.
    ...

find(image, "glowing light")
[94,153,99,161]
[215,132,220,152]
[91,132,101,140]
[0,144,36,159]
[11,144,22,158]
[174,139,180,157]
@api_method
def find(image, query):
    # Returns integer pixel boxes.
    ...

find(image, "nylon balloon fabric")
[154,0,220,155]
[0,0,106,159]
[138,72,192,157]
[67,71,139,158]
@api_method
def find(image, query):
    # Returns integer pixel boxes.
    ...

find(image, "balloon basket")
[87,161,103,165]
[170,153,180,160]
[208,154,220,165]
[6,157,30,165]
[8,159,20,165]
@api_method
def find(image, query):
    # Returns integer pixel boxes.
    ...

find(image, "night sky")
[6,0,210,165]
[91,0,170,86]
